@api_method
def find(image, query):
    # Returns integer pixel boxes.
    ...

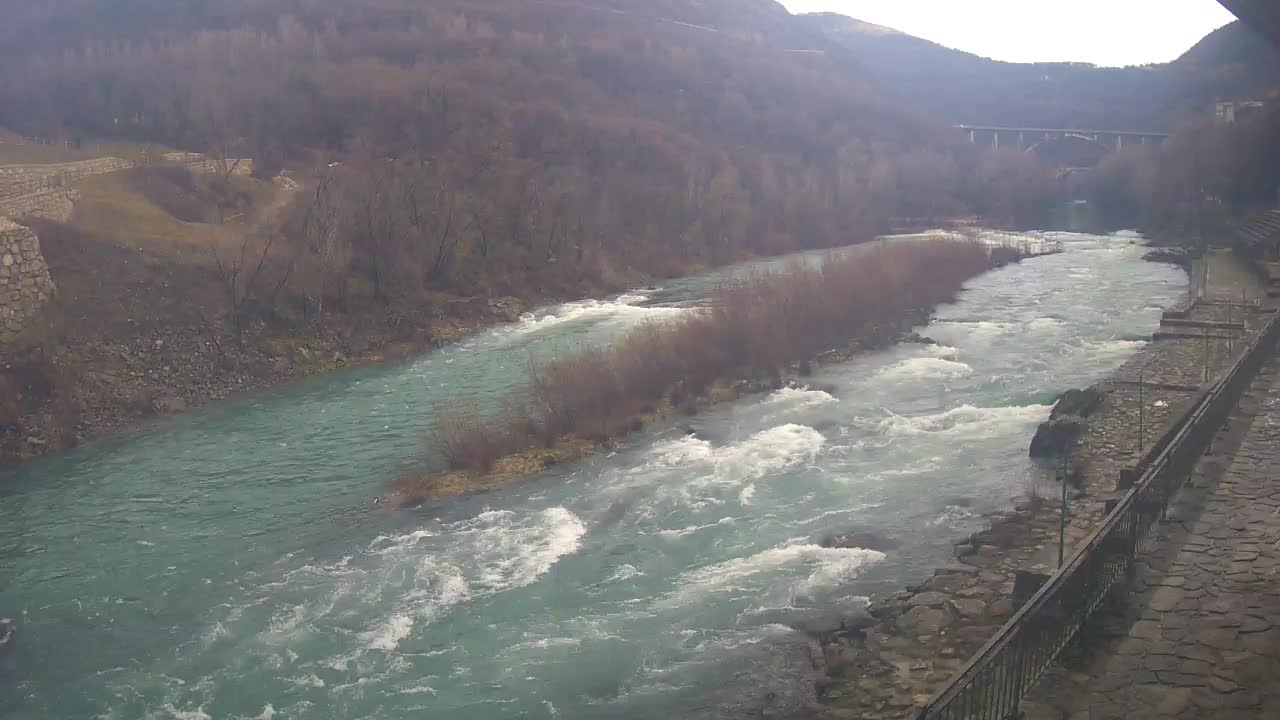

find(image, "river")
[0,231,1186,720]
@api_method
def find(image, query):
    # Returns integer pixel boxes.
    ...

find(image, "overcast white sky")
[778,0,1238,66]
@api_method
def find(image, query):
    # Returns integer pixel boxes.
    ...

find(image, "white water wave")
[290,674,325,689]
[1025,317,1063,331]
[933,319,1017,340]
[656,517,737,539]
[879,357,973,381]
[259,507,586,664]
[597,563,645,585]
[914,344,961,359]
[159,706,211,720]
[646,424,825,489]
[761,386,837,408]
[501,295,687,338]
[361,613,416,652]
[658,544,885,608]
[878,404,1051,438]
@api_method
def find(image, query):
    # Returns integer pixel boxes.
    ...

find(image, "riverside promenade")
[815,250,1273,719]
[1023,353,1280,720]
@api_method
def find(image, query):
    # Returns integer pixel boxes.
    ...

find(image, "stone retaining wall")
[0,157,134,200]
[0,190,78,223]
[0,218,55,344]
[160,152,254,177]
[0,157,135,222]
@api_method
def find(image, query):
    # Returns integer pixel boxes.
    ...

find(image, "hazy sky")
[778,0,1238,66]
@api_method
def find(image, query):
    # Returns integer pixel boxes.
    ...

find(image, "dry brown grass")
[70,171,279,265]
[420,238,1002,476]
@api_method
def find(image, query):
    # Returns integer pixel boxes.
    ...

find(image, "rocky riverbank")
[0,286,531,464]
[805,251,1269,719]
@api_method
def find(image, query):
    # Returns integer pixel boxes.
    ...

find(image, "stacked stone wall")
[0,158,135,222]
[0,158,134,200]
[0,218,55,344]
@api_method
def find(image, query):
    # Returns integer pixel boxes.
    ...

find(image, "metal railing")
[912,309,1280,720]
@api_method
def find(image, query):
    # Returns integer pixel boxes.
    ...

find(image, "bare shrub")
[427,404,510,473]
[426,239,1004,474]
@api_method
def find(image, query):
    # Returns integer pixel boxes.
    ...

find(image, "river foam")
[879,357,974,381]
[762,387,838,408]
[658,544,886,608]
[501,294,688,339]
[878,404,1052,438]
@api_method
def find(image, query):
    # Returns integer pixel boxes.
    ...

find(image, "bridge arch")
[1024,133,1111,168]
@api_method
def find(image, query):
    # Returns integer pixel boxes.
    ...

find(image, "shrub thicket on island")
[406,238,1005,493]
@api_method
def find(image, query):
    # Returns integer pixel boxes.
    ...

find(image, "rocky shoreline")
[0,295,530,465]
[805,252,1268,719]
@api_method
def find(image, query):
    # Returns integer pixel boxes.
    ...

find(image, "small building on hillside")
[1216,100,1267,125]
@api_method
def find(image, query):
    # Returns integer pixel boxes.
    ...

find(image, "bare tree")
[209,213,278,343]
[299,172,343,316]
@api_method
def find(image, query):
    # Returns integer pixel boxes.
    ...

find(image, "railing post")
[1138,370,1145,453]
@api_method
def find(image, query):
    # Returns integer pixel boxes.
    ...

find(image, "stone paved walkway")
[1026,358,1280,720]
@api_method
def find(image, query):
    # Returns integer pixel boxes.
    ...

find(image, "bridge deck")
[952,125,1172,136]
[955,125,1171,137]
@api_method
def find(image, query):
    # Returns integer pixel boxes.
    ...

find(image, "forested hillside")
[0,0,1060,312]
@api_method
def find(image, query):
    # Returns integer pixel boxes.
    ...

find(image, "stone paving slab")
[1025,361,1280,720]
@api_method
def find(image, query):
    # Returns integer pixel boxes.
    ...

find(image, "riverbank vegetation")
[1081,104,1280,240]
[395,239,1011,504]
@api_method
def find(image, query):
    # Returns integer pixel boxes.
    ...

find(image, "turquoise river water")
[0,231,1186,719]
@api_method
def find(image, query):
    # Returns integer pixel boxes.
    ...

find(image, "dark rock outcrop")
[901,332,938,345]
[1029,417,1086,458]
[1050,387,1103,420]
[1028,386,1103,458]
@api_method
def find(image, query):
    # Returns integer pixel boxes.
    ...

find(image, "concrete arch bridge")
[957,125,1171,167]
